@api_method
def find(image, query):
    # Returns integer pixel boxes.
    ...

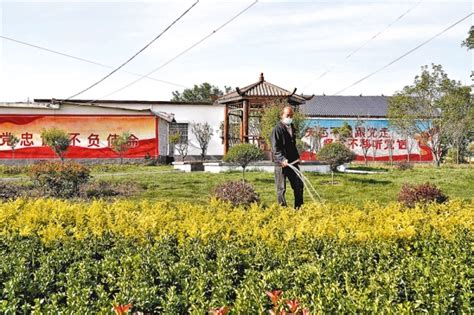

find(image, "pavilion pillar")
[223,105,229,155]
[242,99,249,143]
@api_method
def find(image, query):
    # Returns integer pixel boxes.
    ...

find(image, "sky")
[0,0,472,102]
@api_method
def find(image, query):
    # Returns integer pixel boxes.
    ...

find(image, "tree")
[388,64,462,167]
[169,131,189,162]
[191,122,213,160]
[261,99,307,147]
[171,83,231,103]
[461,25,473,49]
[41,128,70,161]
[332,122,352,144]
[224,143,264,181]
[7,134,19,159]
[317,142,356,185]
[462,26,473,78]
[440,85,473,164]
[111,132,131,164]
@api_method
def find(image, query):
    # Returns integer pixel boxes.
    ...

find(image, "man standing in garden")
[271,106,304,208]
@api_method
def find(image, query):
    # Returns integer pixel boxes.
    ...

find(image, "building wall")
[301,117,433,162]
[152,104,225,157]
[0,104,163,160]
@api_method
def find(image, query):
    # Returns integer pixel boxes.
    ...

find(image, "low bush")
[213,181,260,207]
[0,165,28,175]
[28,161,90,198]
[0,233,471,313]
[0,198,471,245]
[78,180,141,199]
[395,161,414,171]
[0,182,27,201]
[398,182,448,208]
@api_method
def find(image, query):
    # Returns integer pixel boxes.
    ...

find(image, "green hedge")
[0,232,471,314]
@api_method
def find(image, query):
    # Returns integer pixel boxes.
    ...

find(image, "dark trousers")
[274,164,304,208]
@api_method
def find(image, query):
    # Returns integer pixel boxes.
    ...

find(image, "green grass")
[1,163,473,206]
[94,164,474,206]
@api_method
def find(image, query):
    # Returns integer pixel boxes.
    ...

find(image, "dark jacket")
[271,121,300,165]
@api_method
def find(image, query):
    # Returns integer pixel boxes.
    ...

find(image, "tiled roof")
[218,73,305,103]
[301,95,390,117]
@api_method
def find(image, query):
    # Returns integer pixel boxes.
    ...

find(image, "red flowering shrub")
[213,181,260,207]
[398,182,448,207]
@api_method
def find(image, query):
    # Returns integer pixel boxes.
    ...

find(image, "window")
[170,123,188,143]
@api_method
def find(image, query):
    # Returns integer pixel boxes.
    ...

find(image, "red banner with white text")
[0,115,158,159]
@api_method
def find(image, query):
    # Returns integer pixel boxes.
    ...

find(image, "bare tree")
[192,122,213,160]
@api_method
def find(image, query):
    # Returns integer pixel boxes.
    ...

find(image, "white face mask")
[282,117,293,125]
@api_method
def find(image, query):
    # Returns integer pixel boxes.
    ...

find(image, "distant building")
[300,95,433,162]
[0,99,224,163]
[0,76,434,163]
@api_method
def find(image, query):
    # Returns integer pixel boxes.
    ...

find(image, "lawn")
[91,164,474,206]
[1,163,472,206]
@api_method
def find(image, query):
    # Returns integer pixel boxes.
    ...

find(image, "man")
[271,106,304,208]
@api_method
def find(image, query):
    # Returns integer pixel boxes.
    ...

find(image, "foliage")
[7,134,20,159]
[78,180,141,200]
[395,161,414,171]
[41,128,70,161]
[171,83,231,103]
[388,64,470,167]
[317,142,356,172]
[27,161,90,198]
[213,181,260,207]
[223,143,264,181]
[111,132,131,165]
[0,182,28,201]
[398,182,448,208]
[332,121,353,143]
[0,198,472,244]
[439,85,473,164]
[261,100,306,147]
[169,132,189,161]
[461,25,473,50]
[0,165,28,175]
[191,122,213,160]
[0,225,471,313]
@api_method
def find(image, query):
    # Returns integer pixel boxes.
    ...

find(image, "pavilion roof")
[217,73,306,104]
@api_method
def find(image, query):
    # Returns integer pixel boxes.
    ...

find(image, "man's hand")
[281,160,288,168]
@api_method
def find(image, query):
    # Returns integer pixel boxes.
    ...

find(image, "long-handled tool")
[287,159,325,204]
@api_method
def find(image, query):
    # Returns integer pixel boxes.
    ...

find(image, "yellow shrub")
[0,198,472,245]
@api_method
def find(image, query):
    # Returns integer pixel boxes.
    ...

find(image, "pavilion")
[217,73,306,154]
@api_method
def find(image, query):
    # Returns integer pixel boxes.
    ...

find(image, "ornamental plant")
[28,161,90,198]
[398,182,448,208]
[317,142,356,184]
[111,132,131,165]
[41,127,70,161]
[213,181,260,207]
[223,143,264,181]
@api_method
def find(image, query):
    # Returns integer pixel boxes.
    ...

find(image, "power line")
[64,0,199,101]
[302,0,423,92]
[0,35,189,89]
[92,0,258,103]
[333,12,473,95]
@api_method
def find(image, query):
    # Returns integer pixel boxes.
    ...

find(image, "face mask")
[282,117,293,125]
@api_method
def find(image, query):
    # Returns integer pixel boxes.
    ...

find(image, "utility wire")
[303,0,422,92]
[92,0,258,103]
[0,35,189,88]
[333,12,473,95]
[63,0,199,101]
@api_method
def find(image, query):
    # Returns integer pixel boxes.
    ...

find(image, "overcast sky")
[0,0,472,102]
